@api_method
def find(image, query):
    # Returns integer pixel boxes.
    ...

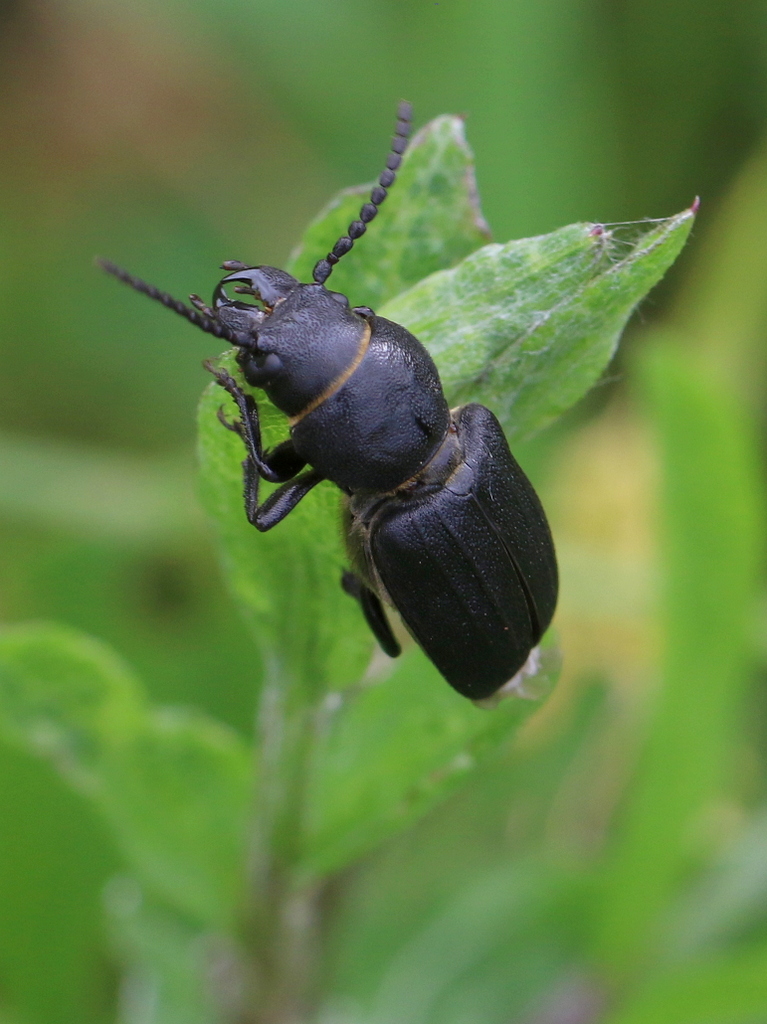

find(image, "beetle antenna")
[312,101,413,286]
[96,258,240,342]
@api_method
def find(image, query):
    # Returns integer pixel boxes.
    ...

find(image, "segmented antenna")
[96,258,239,342]
[312,101,413,286]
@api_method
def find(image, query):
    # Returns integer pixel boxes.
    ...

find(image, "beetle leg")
[208,363,318,529]
[251,468,325,532]
[241,444,313,528]
[341,571,401,658]
[207,365,278,480]
[207,363,306,483]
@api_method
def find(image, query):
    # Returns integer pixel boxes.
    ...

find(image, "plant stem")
[243,655,323,1024]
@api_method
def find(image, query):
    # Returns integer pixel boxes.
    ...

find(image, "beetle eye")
[242,351,284,387]
[254,352,282,372]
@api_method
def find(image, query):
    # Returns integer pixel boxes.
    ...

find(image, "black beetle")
[98,103,558,702]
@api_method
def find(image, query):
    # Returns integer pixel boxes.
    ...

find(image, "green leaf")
[0,621,143,780]
[0,623,251,929]
[104,707,251,929]
[287,115,491,309]
[195,125,688,894]
[381,210,696,440]
[298,640,560,880]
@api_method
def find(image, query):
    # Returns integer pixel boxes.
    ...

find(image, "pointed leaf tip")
[382,207,695,440]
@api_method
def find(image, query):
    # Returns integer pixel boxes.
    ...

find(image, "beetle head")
[212,265,366,415]
[209,266,295,390]
[210,266,298,389]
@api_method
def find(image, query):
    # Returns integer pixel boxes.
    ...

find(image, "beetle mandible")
[99,103,558,702]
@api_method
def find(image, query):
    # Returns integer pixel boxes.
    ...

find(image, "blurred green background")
[0,1,766,1022]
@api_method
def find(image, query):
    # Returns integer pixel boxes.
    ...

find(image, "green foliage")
[195,116,691,909]
[300,642,557,880]
[0,623,251,930]
[106,883,226,1024]
[1,0,766,1019]
[601,943,767,1024]
[10,103,765,1024]
[594,342,764,973]
[361,863,575,1024]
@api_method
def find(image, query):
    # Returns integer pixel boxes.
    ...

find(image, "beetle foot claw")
[216,404,243,435]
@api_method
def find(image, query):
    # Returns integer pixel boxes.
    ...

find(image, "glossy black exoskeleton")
[98,103,558,702]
